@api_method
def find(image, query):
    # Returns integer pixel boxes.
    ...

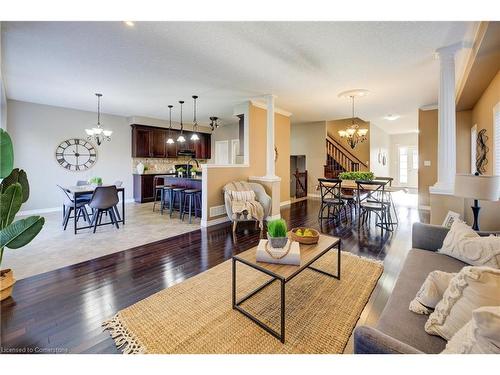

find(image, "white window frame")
[494,102,500,176]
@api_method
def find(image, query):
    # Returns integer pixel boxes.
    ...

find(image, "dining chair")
[318,178,347,222]
[355,180,392,235]
[374,176,398,227]
[57,185,91,230]
[88,186,120,233]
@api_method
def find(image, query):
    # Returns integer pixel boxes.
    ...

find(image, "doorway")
[290,155,307,199]
[397,145,418,188]
[215,140,229,165]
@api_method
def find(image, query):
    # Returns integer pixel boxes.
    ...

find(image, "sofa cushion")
[376,249,467,353]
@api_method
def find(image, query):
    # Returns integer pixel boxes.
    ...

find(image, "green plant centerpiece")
[88,176,103,186]
[176,167,186,177]
[267,219,288,248]
[338,171,375,181]
[0,129,45,301]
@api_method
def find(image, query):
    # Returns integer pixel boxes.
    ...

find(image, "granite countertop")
[165,176,203,181]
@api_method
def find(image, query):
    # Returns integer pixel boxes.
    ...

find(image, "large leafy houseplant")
[0,128,44,300]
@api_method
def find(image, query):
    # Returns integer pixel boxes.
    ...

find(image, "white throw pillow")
[409,270,456,315]
[439,220,478,255]
[425,266,500,340]
[449,235,500,268]
[442,306,500,354]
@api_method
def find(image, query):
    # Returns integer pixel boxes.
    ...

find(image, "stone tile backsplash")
[132,157,207,174]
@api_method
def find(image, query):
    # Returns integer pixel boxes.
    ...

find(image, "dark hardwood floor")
[0,197,424,354]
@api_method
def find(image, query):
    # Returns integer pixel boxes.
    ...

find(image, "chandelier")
[209,116,220,131]
[85,93,112,146]
[338,94,368,149]
[190,95,200,141]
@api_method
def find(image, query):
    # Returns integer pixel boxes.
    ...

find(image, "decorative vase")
[136,162,145,174]
[0,269,15,301]
[268,237,288,249]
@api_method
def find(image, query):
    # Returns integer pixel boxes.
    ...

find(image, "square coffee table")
[232,234,341,343]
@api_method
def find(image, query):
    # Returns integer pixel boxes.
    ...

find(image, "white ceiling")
[2,21,476,134]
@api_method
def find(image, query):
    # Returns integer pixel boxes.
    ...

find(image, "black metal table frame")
[72,188,126,234]
[232,239,341,343]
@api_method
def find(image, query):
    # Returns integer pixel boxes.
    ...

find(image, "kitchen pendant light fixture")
[166,105,174,144]
[177,100,186,143]
[190,95,200,141]
[85,93,112,146]
[337,90,369,149]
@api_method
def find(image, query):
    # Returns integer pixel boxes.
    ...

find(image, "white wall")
[369,123,390,177]
[7,99,133,211]
[210,123,239,164]
[0,22,6,130]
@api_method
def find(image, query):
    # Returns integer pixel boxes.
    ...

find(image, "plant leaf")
[0,128,14,178]
[0,216,45,249]
[0,183,23,229]
[0,168,30,203]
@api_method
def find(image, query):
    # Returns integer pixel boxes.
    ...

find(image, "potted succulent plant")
[176,167,186,178]
[267,219,288,248]
[0,129,45,301]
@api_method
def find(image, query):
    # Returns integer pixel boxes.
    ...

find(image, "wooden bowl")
[289,227,320,244]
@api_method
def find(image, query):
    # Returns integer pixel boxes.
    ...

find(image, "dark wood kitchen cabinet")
[131,124,211,159]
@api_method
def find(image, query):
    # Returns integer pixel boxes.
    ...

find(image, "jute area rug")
[103,251,383,354]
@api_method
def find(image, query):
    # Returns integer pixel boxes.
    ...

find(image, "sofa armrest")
[354,326,423,354]
[412,223,449,252]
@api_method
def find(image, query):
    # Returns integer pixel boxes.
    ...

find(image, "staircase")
[324,135,368,178]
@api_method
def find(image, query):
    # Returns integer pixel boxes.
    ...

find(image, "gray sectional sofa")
[354,222,497,354]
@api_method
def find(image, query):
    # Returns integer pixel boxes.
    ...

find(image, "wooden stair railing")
[324,135,368,178]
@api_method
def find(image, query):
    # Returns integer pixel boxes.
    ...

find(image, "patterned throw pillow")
[229,190,256,202]
[409,270,456,315]
[425,266,500,340]
[442,306,500,354]
[439,220,500,268]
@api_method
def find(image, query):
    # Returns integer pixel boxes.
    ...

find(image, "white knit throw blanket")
[224,181,264,228]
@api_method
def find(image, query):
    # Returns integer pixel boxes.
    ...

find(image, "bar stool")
[161,185,174,215]
[152,176,166,212]
[170,187,186,218]
[181,189,202,224]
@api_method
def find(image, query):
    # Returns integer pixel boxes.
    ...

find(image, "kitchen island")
[164,176,202,190]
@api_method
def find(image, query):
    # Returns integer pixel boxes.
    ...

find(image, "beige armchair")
[223,182,271,232]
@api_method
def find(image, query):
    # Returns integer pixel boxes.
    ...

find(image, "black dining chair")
[318,178,347,222]
[356,180,392,235]
[57,185,91,230]
[76,180,93,200]
[88,186,120,233]
[374,176,398,227]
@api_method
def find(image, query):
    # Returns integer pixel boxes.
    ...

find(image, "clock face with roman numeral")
[55,138,97,171]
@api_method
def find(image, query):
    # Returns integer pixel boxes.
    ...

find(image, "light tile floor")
[3,202,200,280]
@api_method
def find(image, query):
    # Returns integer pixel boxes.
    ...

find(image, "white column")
[430,44,461,195]
[265,94,277,178]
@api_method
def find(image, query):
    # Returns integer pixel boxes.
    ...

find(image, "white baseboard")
[200,216,230,228]
[280,200,291,207]
[18,198,136,216]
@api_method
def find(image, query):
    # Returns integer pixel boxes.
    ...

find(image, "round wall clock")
[55,138,97,171]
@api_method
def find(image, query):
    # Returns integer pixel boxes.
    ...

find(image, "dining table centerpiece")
[338,171,374,181]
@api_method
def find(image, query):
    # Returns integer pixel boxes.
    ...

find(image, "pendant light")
[177,100,186,143]
[85,93,112,146]
[166,105,174,144]
[190,95,200,141]
[209,116,219,131]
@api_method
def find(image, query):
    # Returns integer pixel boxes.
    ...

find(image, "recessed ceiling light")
[338,89,370,99]
[383,114,400,121]
[124,21,135,27]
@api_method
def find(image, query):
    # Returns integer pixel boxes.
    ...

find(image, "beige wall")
[290,121,326,196]
[471,70,500,175]
[326,118,370,170]
[204,103,291,223]
[418,109,472,206]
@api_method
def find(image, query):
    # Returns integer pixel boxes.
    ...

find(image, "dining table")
[63,185,125,234]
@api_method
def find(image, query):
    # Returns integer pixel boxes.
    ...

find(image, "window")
[399,146,408,184]
[494,103,500,176]
[412,149,418,170]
